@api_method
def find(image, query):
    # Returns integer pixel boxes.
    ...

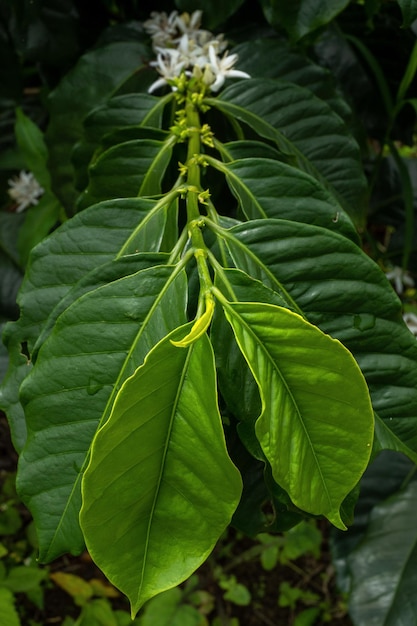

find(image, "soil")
[0,414,353,625]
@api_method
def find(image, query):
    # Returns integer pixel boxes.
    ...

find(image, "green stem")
[184,99,213,297]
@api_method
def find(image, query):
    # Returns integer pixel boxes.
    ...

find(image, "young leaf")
[17,265,188,561]
[221,219,417,455]
[222,300,374,528]
[80,327,242,615]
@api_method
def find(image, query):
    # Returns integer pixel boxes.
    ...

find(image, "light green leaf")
[208,78,367,222]
[17,265,188,561]
[348,479,417,626]
[260,0,350,41]
[17,194,61,266]
[80,328,242,615]
[220,219,417,454]
[0,588,20,626]
[222,300,374,528]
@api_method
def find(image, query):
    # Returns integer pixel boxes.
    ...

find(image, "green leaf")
[208,78,367,222]
[17,194,61,266]
[221,300,374,528]
[174,0,245,29]
[208,155,358,241]
[397,0,417,27]
[45,41,151,209]
[0,588,20,626]
[140,587,204,626]
[232,38,351,121]
[1,197,170,449]
[221,219,417,454]
[83,94,171,145]
[78,137,176,209]
[260,0,350,41]
[14,108,51,191]
[3,566,47,593]
[80,328,242,615]
[347,479,417,626]
[17,264,188,561]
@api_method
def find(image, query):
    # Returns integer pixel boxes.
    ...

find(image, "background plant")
[1,1,417,624]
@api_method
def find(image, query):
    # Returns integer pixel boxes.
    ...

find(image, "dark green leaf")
[15,108,51,191]
[397,0,417,27]
[45,41,151,209]
[77,138,176,209]
[208,78,367,223]
[220,219,417,455]
[348,479,417,626]
[17,264,188,561]
[174,0,245,29]
[1,196,171,448]
[233,39,351,121]
[208,155,359,241]
[80,328,242,614]
[260,0,350,41]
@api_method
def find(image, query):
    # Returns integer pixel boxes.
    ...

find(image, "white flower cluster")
[8,170,44,213]
[143,10,250,94]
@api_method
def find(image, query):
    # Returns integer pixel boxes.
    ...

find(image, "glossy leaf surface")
[222,300,374,528]
[348,479,417,626]
[209,78,367,221]
[260,0,350,41]
[80,328,242,614]
[222,219,417,455]
[17,265,188,561]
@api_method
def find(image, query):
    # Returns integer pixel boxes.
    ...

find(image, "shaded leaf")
[348,479,417,626]
[260,0,350,41]
[397,0,417,27]
[80,328,242,614]
[0,588,20,626]
[45,41,151,209]
[174,0,245,29]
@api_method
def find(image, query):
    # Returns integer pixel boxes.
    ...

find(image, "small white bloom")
[148,48,188,93]
[206,45,250,92]
[174,10,203,35]
[385,265,415,295]
[143,11,179,48]
[403,312,417,336]
[8,171,44,213]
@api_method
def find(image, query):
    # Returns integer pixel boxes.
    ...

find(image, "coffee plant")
[1,1,417,623]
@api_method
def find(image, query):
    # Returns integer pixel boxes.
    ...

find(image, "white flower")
[403,312,417,336]
[174,10,203,36]
[8,171,44,213]
[385,265,415,295]
[206,45,250,92]
[143,11,179,48]
[148,48,188,93]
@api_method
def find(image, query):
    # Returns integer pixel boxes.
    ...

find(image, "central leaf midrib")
[138,342,194,602]
[229,302,333,510]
